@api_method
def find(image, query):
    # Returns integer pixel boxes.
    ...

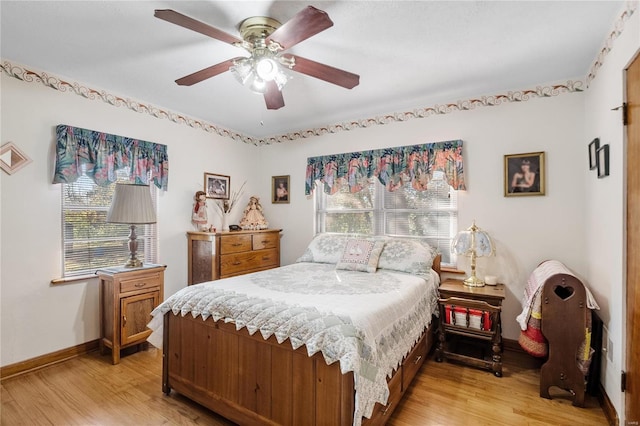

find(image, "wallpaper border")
[0,1,635,146]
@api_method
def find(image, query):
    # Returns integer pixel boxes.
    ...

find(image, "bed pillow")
[377,238,438,275]
[335,238,385,273]
[295,233,350,264]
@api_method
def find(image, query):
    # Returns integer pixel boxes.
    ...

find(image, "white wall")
[583,8,639,421]
[0,10,635,420]
[0,73,261,365]
[256,92,587,343]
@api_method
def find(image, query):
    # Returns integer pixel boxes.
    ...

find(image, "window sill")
[440,267,466,274]
[51,273,98,285]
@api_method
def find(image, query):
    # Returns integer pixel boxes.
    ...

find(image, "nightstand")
[97,264,165,364]
[436,278,506,376]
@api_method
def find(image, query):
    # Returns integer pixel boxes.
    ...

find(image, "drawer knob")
[135,282,146,288]
[232,243,242,247]
[232,262,242,266]
[414,355,422,364]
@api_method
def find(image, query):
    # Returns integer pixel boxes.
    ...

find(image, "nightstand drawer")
[120,273,161,293]
[220,235,252,254]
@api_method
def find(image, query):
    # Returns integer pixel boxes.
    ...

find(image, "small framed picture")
[588,138,600,170]
[597,145,610,178]
[204,173,230,199]
[272,175,290,204]
[504,152,545,197]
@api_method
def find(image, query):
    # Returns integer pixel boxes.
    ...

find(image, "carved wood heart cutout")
[553,285,575,300]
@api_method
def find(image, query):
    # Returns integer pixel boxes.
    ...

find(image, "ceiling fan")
[154,6,360,110]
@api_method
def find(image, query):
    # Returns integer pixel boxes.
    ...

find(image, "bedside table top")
[96,263,166,275]
[439,278,506,300]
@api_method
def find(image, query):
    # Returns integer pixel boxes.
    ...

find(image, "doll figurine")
[239,196,268,230]
[191,191,209,231]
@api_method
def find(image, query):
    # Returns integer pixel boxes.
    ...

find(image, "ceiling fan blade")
[266,6,333,50]
[175,58,240,86]
[287,55,360,89]
[154,9,242,45]
[264,81,285,110]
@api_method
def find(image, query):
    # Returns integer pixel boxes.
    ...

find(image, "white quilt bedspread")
[147,262,439,425]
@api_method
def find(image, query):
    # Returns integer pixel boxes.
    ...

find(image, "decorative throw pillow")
[335,238,385,273]
[377,238,438,275]
[295,233,350,264]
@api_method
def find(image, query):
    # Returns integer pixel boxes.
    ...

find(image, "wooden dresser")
[97,264,165,364]
[187,229,281,284]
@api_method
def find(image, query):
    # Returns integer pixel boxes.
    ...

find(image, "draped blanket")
[148,263,439,426]
[516,260,599,365]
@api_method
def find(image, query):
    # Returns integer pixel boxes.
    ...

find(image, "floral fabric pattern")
[305,140,465,195]
[251,264,402,294]
[52,124,169,190]
[295,233,350,264]
[377,238,438,275]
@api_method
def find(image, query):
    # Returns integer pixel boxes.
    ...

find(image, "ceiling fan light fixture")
[250,77,267,94]
[255,57,278,81]
[230,50,290,95]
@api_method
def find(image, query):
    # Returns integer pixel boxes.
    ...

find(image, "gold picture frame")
[504,152,545,197]
[272,175,290,204]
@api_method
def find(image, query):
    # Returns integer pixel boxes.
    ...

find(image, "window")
[315,171,458,265]
[61,169,158,276]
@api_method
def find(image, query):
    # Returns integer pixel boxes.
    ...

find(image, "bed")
[148,234,442,426]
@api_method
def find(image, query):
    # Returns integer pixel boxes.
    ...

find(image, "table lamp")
[106,183,156,268]
[451,221,495,287]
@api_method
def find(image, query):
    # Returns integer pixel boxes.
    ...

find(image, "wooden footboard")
[163,313,435,425]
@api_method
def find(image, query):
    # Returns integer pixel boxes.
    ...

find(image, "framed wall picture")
[204,173,230,199]
[588,138,600,170]
[597,145,610,178]
[272,175,290,204]
[504,151,546,197]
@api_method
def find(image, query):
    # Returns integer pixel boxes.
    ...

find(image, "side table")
[436,278,506,376]
[97,264,165,364]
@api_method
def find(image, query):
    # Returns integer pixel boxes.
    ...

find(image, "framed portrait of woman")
[272,175,290,204]
[504,152,545,197]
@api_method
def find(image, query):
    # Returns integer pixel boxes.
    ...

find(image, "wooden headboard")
[432,254,442,278]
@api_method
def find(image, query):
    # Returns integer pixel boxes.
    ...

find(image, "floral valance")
[52,124,169,190]
[305,140,466,195]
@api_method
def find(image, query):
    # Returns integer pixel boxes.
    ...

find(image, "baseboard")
[0,339,99,381]
[598,383,619,426]
[503,337,525,353]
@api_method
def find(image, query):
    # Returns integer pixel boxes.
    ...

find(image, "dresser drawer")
[120,273,161,293]
[220,234,252,254]
[402,333,427,389]
[220,248,279,276]
[252,232,279,250]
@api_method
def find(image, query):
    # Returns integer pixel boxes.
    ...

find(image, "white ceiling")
[0,1,625,140]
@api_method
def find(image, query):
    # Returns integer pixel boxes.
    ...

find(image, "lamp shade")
[451,221,495,287]
[452,224,494,257]
[106,183,156,224]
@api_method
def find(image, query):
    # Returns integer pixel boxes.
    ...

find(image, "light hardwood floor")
[1,347,608,425]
